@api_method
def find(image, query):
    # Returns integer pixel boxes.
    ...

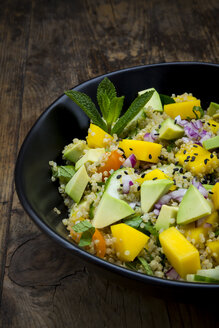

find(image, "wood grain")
[0,0,219,327]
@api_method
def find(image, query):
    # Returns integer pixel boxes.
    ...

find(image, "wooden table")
[0,0,218,327]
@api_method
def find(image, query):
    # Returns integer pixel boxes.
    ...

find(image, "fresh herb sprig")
[192,106,204,119]
[72,220,95,247]
[65,77,154,136]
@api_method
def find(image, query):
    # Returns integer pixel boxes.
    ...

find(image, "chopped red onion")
[192,179,208,198]
[203,222,212,229]
[144,130,158,142]
[177,116,212,144]
[166,267,180,280]
[195,217,208,227]
[153,209,160,216]
[122,175,133,194]
[123,154,137,168]
[154,188,187,209]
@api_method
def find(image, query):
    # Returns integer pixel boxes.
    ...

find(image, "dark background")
[0,0,219,327]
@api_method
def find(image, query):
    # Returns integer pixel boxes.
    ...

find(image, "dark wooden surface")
[0,0,219,327]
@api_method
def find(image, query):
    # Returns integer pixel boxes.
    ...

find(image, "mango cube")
[159,227,201,277]
[207,119,219,134]
[164,100,201,119]
[119,139,162,163]
[111,223,149,262]
[175,144,219,176]
[184,224,209,245]
[205,211,219,225]
[86,123,113,148]
[207,240,219,264]
[212,183,219,210]
[137,168,176,190]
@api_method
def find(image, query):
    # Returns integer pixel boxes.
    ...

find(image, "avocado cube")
[159,118,184,140]
[65,165,89,203]
[202,135,219,150]
[155,205,178,231]
[141,179,174,213]
[177,185,212,225]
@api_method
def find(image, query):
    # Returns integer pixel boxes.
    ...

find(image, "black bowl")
[15,62,219,302]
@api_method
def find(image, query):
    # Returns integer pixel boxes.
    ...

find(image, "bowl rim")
[15,61,219,290]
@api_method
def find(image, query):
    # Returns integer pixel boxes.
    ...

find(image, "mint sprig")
[111,90,154,136]
[72,220,95,247]
[65,90,107,131]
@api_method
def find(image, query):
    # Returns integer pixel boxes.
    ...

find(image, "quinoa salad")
[50,78,219,283]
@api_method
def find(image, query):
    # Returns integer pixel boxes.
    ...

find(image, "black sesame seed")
[179,168,183,173]
[193,145,198,148]
[158,125,161,129]
[210,153,214,158]
[175,161,179,165]
[173,179,176,185]
[183,176,187,179]
[141,173,146,178]
[153,177,158,180]
[190,156,196,162]
[204,158,209,165]
[194,153,198,156]
[212,124,216,127]
[184,159,189,162]
[118,147,124,152]
[186,155,190,160]
[116,174,122,179]
[129,148,133,151]
[137,186,141,191]
[120,184,123,187]
[124,171,128,175]
[209,191,214,194]
[173,168,179,172]
[158,155,164,160]
[183,150,187,154]
[154,133,159,136]
[149,154,152,159]
[207,122,211,126]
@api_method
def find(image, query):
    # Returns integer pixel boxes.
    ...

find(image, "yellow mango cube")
[164,100,201,119]
[159,227,201,277]
[118,139,162,163]
[111,223,149,262]
[136,168,176,190]
[205,211,219,225]
[212,183,219,210]
[86,123,113,148]
[175,144,219,176]
[184,224,210,245]
[207,119,219,134]
[207,240,219,264]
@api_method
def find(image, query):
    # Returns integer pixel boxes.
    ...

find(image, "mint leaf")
[79,228,95,247]
[111,90,154,136]
[72,220,93,233]
[192,106,204,119]
[97,91,110,120]
[97,77,116,104]
[106,96,124,127]
[97,78,116,120]
[65,90,107,131]
[72,220,95,247]
[160,94,175,105]
[52,165,75,183]
[123,216,142,229]
[138,256,153,275]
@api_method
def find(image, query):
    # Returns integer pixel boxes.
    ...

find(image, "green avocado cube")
[141,179,174,213]
[159,118,184,140]
[202,135,219,150]
[177,185,212,225]
[155,205,178,231]
[65,165,89,203]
